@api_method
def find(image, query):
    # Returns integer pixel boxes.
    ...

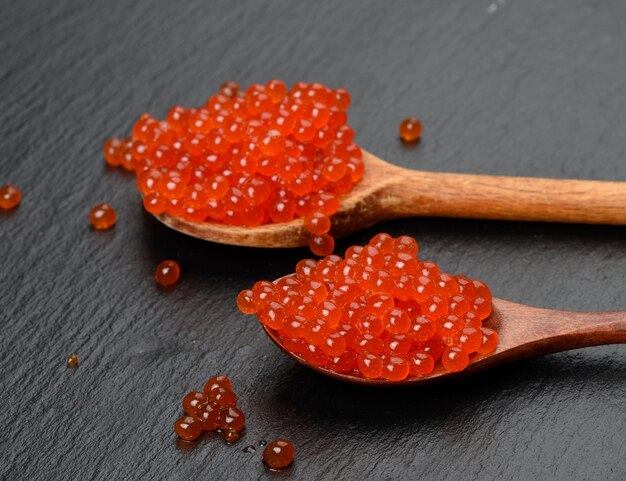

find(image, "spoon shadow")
[258,349,626,430]
[139,211,309,282]
[140,209,626,286]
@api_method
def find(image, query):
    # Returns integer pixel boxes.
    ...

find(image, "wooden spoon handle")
[389,169,626,224]
[492,299,626,362]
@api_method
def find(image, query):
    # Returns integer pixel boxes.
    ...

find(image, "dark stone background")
[1,1,624,480]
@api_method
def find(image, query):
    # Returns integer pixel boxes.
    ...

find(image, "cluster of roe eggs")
[103,80,363,256]
[174,375,245,443]
[237,234,498,380]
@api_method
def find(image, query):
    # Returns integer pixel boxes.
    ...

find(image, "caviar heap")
[104,81,364,256]
[0,184,22,210]
[237,234,498,380]
[174,375,245,443]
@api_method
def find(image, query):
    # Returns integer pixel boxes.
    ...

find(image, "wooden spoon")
[156,149,626,247]
[261,297,626,386]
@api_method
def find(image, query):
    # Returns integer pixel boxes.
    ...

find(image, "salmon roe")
[174,375,245,443]
[89,203,117,230]
[155,260,180,286]
[238,234,498,380]
[66,353,79,368]
[399,118,423,142]
[263,439,295,470]
[174,415,203,441]
[223,430,240,444]
[0,184,21,210]
[104,81,363,256]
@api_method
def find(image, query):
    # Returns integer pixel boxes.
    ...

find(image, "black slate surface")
[1,1,625,480]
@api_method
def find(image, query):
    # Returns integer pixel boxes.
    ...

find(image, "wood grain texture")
[1,1,625,480]
[381,155,626,224]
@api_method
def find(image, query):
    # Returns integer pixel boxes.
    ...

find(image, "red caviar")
[0,184,21,210]
[104,81,363,255]
[238,234,498,380]
[399,118,423,142]
[218,406,245,433]
[174,375,245,443]
[204,375,233,393]
[66,353,79,368]
[89,203,117,230]
[263,439,295,470]
[155,260,180,286]
[174,415,203,441]
[182,391,209,416]
[222,430,240,443]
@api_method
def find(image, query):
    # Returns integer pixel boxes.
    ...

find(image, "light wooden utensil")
[262,297,626,386]
[156,149,626,247]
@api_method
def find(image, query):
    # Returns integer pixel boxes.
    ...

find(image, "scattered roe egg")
[155,260,180,286]
[263,439,295,470]
[238,234,497,380]
[89,203,117,230]
[174,375,246,444]
[399,117,423,142]
[66,354,79,368]
[0,184,21,210]
[103,81,364,256]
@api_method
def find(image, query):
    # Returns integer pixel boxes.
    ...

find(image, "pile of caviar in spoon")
[237,234,498,380]
[103,80,363,256]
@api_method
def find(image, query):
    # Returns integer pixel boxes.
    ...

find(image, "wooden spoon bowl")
[156,149,626,248]
[261,297,626,386]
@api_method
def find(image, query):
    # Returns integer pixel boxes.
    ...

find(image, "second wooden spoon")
[157,149,626,247]
[262,297,626,386]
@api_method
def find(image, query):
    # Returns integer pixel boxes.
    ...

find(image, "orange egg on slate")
[263,439,295,470]
[0,184,21,210]
[89,203,117,230]
[399,117,423,142]
[155,260,180,286]
[174,416,203,441]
